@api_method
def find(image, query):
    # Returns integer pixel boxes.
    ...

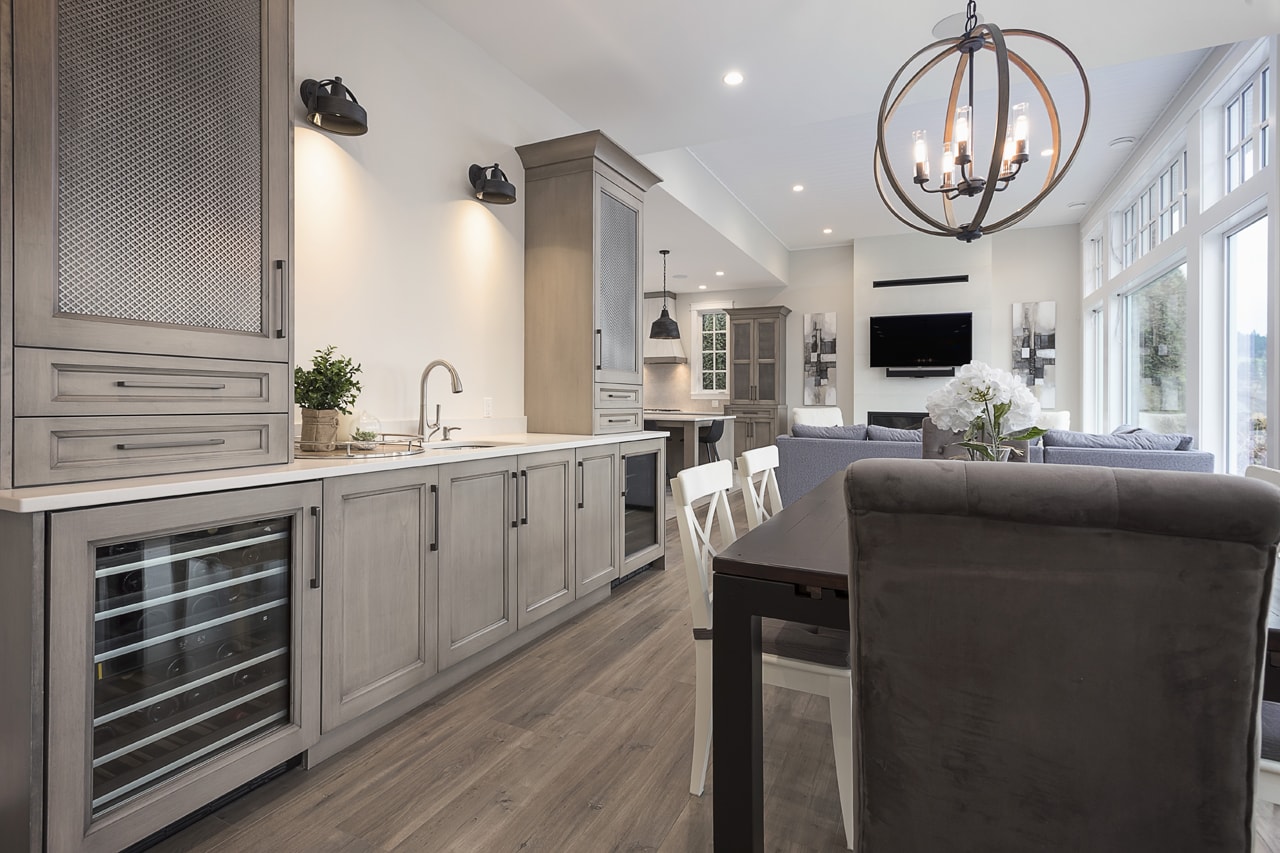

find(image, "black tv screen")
[869,312,972,368]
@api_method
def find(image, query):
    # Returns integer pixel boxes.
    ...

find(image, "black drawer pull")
[116,381,228,390]
[116,439,226,451]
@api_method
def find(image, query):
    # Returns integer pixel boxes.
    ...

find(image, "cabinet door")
[46,482,321,853]
[730,318,756,402]
[438,457,518,669]
[13,0,290,363]
[622,438,666,575]
[517,450,576,628]
[321,468,438,732]
[576,444,621,595]
[754,317,783,404]
[594,176,643,386]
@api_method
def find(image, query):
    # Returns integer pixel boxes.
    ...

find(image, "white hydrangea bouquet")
[925,361,1047,461]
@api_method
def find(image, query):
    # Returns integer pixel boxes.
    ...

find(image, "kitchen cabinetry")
[621,438,666,575]
[518,130,661,435]
[44,482,321,853]
[320,468,438,732]
[726,306,790,452]
[7,0,292,486]
[576,443,621,595]
[437,456,519,669]
[516,449,576,628]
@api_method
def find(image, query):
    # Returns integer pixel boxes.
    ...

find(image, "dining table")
[710,468,851,851]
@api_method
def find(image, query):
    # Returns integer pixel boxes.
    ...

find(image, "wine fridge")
[621,437,665,576]
[46,483,322,853]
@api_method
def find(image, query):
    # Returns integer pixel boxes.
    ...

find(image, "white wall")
[294,0,581,434]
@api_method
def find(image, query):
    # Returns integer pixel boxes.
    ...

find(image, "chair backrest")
[700,418,725,443]
[792,406,842,429]
[1247,464,1280,488]
[843,458,1280,853]
[672,460,737,630]
[737,445,783,530]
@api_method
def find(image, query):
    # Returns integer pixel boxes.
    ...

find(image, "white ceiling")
[424,0,1280,292]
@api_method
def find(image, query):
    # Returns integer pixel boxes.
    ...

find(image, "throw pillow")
[1041,429,1183,451]
[792,423,868,440]
[866,424,923,442]
[1111,425,1195,451]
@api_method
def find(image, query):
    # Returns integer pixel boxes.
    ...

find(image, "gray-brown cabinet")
[516,449,577,628]
[726,306,791,452]
[320,468,439,732]
[518,130,661,436]
[575,443,622,595]
[7,0,293,487]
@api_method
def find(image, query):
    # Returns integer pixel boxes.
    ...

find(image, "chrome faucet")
[418,360,464,441]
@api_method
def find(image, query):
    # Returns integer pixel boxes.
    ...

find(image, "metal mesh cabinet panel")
[596,189,638,375]
[56,0,264,333]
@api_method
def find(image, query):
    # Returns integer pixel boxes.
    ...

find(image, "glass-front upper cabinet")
[46,483,321,853]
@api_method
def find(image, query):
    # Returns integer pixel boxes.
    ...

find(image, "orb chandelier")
[873,0,1090,242]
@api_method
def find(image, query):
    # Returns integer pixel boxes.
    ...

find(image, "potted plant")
[295,345,363,451]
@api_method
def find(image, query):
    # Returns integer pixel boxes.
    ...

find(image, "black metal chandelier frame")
[873,2,1090,242]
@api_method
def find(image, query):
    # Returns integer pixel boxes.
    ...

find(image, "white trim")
[688,299,734,399]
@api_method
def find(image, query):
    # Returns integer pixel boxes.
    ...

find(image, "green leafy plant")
[350,428,379,442]
[294,345,363,413]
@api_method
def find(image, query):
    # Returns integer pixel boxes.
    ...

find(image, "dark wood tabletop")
[714,468,850,590]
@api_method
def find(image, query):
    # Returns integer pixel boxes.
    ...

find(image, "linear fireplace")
[867,411,928,430]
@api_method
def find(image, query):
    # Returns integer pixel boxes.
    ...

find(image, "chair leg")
[691,641,713,796]
[828,674,855,850]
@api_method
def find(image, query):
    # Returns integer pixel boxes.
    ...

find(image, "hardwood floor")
[151,490,1280,853]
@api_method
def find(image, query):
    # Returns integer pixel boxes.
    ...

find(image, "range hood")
[643,293,687,364]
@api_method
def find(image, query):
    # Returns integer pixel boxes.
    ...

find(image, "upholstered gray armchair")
[844,458,1280,852]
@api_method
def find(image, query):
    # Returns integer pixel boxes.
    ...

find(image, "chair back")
[672,460,737,630]
[792,406,843,429]
[737,445,783,530]
[844,458,1280,853]
[1247,464,1280,488]
[699,419,725,443]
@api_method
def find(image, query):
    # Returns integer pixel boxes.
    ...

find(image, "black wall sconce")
[299,77,368,136]
[469,163,517,204]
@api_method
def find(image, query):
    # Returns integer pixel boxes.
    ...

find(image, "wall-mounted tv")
[869,312,972,368]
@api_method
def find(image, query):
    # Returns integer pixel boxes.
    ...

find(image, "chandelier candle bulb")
[953,105,972,162]
[1012,102,1029,158]
[941,143,956,189]
[913,130,930,182]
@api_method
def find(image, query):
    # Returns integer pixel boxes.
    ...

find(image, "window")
[689,304,729,395]
[1086,235,1104,294]
[1117,153,1187,269]
[1226,215,1268,473]
[1087,305,1105,430]
[1225,65,1271,192]
[1124,264,1187,432]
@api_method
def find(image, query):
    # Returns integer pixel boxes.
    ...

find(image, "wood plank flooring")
[150,490,1280,853]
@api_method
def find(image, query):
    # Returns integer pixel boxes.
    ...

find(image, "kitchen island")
[641,411,735,477]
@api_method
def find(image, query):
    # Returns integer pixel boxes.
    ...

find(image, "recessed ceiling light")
[823,227,833,234]
[723,70,744,86]
[1109,136,1137,148]
[698,284,708,290]
[1040,148,1055,157]
[792,184,804,192]
[715,270,724,276]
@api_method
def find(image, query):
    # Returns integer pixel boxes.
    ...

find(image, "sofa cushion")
[867,424,923,442]
[1042,429,1184,451]
[1113,425,1195,451]
[792,423,868,440]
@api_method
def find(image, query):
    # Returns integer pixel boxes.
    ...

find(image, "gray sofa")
[777,426,1215,506]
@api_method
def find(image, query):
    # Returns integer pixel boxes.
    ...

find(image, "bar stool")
[698,419,724,464]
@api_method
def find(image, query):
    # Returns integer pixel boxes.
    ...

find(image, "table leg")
[683,422,698,470]
[713,574,764,852]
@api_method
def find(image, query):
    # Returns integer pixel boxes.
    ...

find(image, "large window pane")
[1125,264,1187,432]
[1227,216,1268,472]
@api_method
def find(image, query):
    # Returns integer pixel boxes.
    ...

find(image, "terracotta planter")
[300,408,340,451]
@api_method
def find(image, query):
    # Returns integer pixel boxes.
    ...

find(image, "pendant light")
[649,249,680,340]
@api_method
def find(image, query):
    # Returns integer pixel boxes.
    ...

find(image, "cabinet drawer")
[594,409,642,434]
[15,348,289,416]
[594,384,641,409]
[14,414,289,485]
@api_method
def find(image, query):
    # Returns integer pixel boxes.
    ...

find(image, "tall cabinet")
[5,0,293,487]
[517,130,661,436]
[724,306,791,453]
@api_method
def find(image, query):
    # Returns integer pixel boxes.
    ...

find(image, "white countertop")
[641,411,735,422]
[0,431,669,514]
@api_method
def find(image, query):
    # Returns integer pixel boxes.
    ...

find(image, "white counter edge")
[0,431,670,514]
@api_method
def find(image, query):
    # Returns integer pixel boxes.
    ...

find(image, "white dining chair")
[737,445,783,531]
[1247,464,1280,808]
[672,459,854,848]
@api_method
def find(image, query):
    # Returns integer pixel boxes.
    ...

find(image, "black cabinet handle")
[595,329,603,370]
[511,471,518,528]
[310,505,323,589]
[520,470,529,526]
[429,484,439,552]
[577,460,585,509]
[274,259,287,339]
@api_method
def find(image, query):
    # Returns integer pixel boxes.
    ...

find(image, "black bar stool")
[698,419,724,463]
